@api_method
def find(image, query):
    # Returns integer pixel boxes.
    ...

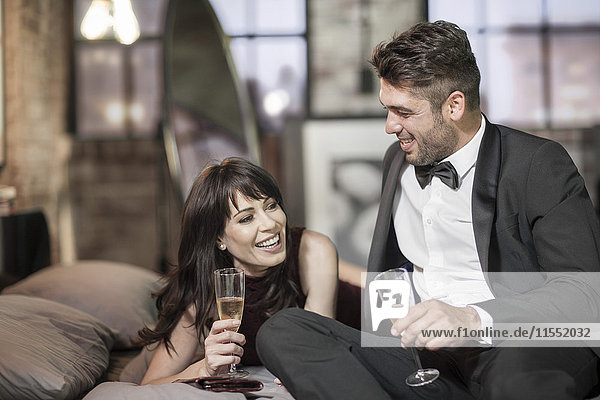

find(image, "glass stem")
[229,351,237,373]
[410,346,424,370]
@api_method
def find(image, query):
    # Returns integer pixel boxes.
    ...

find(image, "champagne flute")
[214,267,249,378]
[374,267,440,386]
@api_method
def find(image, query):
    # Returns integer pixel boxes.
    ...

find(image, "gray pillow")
[0,295,114,400]
[2,260,163,349]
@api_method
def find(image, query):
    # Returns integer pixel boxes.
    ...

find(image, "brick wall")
[0,1,172,271]
[68,139,169,270]
[1,0,72,264]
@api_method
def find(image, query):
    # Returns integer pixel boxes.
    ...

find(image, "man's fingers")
[402,317,435,348]
[391,305,428,336]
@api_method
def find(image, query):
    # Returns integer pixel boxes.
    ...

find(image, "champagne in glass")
[214,268,249,378]
[216,296,244,324]
[373,267,440,386]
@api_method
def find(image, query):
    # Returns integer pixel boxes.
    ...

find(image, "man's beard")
[405,114,459,166]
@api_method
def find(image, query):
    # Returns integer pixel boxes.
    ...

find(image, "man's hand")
[390,300,481,350]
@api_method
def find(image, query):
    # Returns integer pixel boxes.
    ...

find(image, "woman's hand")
[202,319,246,376]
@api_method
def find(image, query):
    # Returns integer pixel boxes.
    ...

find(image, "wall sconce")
[80,0,140,45]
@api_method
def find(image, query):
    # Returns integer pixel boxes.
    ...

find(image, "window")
[430,0,600,206]
[73,0,306,138]
[73,0,168,139]
[209,0,307,134]
[429,0,600,130]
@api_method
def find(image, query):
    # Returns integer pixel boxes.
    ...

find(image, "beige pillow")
[2,260,162,349]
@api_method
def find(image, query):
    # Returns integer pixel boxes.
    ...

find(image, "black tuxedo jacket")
[367,117,600,355]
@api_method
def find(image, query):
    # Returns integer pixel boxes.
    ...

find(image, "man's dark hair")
[370,20,481,112]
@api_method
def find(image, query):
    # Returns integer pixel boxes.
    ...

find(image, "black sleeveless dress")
[238,227,306,365]
[237,226,362,365]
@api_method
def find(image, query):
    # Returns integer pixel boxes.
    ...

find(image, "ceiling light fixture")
[80,0,140,45]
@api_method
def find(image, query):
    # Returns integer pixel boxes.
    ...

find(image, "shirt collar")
[443,114,485,181]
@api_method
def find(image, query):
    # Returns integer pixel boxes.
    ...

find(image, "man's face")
[379,79,459,166]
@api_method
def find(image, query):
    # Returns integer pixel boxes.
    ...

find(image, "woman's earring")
[218,243,226,251]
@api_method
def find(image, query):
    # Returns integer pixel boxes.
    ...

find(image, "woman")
[138,157,338,385]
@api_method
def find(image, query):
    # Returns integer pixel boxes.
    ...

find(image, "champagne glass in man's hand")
[214,268,249,378]
[373,268,440,386]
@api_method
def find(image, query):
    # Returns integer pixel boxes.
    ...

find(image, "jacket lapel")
[472,117,501,272]
[367,146,405,272]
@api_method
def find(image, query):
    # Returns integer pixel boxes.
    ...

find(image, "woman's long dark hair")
[138,157,302,353]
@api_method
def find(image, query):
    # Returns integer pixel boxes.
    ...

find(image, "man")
[256,21,600,399]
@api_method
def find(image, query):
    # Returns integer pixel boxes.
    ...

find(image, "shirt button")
[426,219,432,224]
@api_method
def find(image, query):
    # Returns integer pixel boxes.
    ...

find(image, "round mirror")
[163,0,260,199]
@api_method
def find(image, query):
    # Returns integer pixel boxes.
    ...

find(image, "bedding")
[83,366,294,400]
[2,260,162,349]
[0,295,114,400]
[0,260,162,399]
[0,259,360,399]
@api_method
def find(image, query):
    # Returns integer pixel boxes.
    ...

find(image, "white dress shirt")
[393,115,494,330]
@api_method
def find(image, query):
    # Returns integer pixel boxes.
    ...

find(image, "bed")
[0,259,361,399]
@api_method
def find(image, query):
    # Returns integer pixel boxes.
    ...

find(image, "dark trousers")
[256,308,598,400]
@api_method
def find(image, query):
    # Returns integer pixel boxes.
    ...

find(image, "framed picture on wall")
[302,119,396,268]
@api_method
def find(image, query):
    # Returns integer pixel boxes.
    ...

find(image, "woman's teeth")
[256,234,280,248]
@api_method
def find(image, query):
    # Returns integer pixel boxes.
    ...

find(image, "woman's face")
[218,191,287,276]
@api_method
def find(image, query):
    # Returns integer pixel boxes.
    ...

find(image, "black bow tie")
[414,161,459,189]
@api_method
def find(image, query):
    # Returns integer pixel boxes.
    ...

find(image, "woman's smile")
[220,192,287,276]
[255,233,282,250]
